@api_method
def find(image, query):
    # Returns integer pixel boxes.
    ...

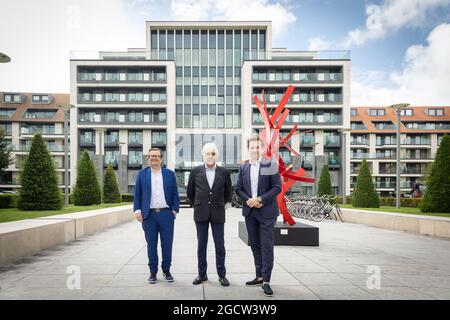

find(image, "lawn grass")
[0,202,132,223]
[340,204,450,218]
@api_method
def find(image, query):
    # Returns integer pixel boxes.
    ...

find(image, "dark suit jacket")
[235,159,282,219]
[133,167,180,220]
[187,165,232,223]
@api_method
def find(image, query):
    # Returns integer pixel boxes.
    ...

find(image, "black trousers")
[195,220,226,278]
[245,211,277,283]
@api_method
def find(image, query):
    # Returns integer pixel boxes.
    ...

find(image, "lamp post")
[97,128,106,189]
[389,103,410,208]
[58,104,74,206]
[0,52,11,63]
[338,128,351,204]
[312,141,320,195]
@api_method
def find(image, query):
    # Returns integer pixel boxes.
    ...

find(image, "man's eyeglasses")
[204,152,216,156]
[148,155,161,159]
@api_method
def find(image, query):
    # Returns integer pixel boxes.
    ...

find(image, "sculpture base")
[238,221,319,246]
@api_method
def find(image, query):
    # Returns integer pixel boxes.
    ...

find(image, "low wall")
[0,205,134,266]
[341,208,450,239]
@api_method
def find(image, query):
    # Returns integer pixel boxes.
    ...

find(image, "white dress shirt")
[150,168,169,209]
[249,159,260,198]
[205,163,217,189]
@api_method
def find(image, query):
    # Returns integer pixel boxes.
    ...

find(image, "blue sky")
[1,0,450,105]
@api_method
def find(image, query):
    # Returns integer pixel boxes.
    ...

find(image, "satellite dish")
[0,52,11,63]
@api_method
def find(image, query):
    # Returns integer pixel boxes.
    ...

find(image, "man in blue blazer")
[235,134,281,297]
[134,147,180,284]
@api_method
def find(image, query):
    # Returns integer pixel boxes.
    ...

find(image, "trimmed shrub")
[317,165,333,196]
[352,159,379,208]
[420,134,450,213]
[17,134,62,210]
[0,194,18,208]
[121,194,134,202]
[103,165,121,203]
[73,151,101,205]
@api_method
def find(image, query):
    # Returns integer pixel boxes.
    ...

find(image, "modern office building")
[0,92,70,190]
[70,21,351,195]
[350,106,450,196]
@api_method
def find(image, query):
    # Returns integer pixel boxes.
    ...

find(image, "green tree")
[420,134,450,213]
[352,159,379,208]
[0,128,13,180]
[103,164,121,203]
[317,165,333,196]
[17,134,62,210]
[73,150,101,205]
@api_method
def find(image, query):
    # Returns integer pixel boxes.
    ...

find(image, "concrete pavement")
[1,207,450,300]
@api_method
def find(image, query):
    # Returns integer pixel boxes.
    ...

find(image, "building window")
[428,108,444,116]
[368,109,385,116]
[351,108,357,116]
[23,109,57,119]
[0,108,16,118]
[400,109,413,116]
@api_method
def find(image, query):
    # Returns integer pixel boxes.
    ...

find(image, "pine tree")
[352,159,379,208]
[420,134,450,213]
[73,150,101,205]
[317,165,333,196]
[0,128,13,180]
[103,164,121,203]
[17,134,62,210]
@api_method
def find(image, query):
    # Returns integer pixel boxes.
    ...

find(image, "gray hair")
[201,142,219,156]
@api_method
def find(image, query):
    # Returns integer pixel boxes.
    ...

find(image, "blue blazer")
[133,167,180,220]
[235,160,282,219]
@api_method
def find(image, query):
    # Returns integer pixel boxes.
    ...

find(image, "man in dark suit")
[134,147,180,284]
[187,142,232,287]
[235,134,282,297]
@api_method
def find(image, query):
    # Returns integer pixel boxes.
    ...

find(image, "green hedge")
[336,196,422,208]
[0,194,18,208]
[121,194,134,202]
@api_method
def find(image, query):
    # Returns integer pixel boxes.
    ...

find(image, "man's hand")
[246,198,260,208]
[135,211,143,222]
[254,202,263,209]
[172,210,177,219]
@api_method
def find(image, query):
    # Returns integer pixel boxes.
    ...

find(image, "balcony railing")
[300,137,315,147]
[351,139,369,145]
[254,94,343,105]
[253,72,343,83]
[15,144,66,152]
[325,136,340,147]
[401,138,431,145]
[104,156,118,167]
[326,156,340,167]
[243,50,350,61]
[77,72,166,83]
[20,127,63,135]
[79,114,166,125]
[78,94,166,104]
[376,182,396,189]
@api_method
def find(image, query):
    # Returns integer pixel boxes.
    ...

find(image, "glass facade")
[151,28,266,129]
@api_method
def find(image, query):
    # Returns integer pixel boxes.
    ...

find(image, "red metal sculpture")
[253,85,315,225]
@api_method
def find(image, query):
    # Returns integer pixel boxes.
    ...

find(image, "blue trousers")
[245,212,277,283]
[195,221,226,278]
[142,209,175,274]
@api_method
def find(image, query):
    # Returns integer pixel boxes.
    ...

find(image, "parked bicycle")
[285,194,344,222]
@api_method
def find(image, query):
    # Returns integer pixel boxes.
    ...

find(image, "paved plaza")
[1,206,450,300]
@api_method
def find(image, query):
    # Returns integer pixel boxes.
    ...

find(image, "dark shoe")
[262,283,273,297]
[192,275,208,285]
[148,273,157,284]
[163,270,174,282]
[245,277,263,286]
[219,277,230,287]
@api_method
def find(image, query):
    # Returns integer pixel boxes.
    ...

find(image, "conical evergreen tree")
[0,128,13,179]
[317,165,333,196]
[17,134,62,210]
[103,164,121,203]
[420,134,450,213]
[73,150,101,205]
[352,159,379,208]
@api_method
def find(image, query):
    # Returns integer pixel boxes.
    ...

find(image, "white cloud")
[170,0,296,37]
[0,0,147,93]
[344,0,450,47]
[352,23,450,105]
[307,37,333,51]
